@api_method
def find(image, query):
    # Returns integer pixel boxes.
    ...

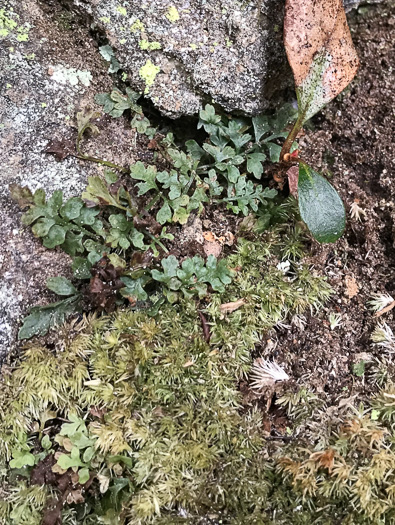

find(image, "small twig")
[375,300,395,318]
[220,298,246,314]
[76,125,129,173]
[182,172,197,196]
[280,113,304,162]
[196,163,216,173]
[198,311,211,343]
[264,435,295,442]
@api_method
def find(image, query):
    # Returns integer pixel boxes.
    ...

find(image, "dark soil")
[255,1,395,434]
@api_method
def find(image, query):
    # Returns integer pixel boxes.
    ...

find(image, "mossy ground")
[1,220,395,524]
[1,3,394,524]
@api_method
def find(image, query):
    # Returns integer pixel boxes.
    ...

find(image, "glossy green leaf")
[120,276,149,301]
[72,257,92,280]
[78,467,90,484]
[252,115,270,142]
[18,296,82,340]
[246,152,266,179]
[156,202,172,225]
[9,450,35,469]
[298,163,345,243]
[57,447,85,470]
[42,225,66,249]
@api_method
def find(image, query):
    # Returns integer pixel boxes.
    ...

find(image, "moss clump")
[3,225,395,523]
[0,227,334,523]
[273,395,395,524]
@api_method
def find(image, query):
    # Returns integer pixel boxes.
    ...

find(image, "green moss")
[139,59,160,94]
[0,227,337,523]
[55,10,75,31]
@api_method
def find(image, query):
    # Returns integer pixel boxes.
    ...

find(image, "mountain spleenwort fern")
[12,96,299,340]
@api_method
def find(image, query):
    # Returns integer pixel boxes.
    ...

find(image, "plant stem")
[144,230,169,253]
[76,131,129,173]
[74,153,129,174]
[280,114,304,162]
[182,172,196,196]
[196,163,216,173]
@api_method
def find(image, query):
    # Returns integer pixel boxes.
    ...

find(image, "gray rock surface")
[72,0,287,118]
[0,0,138,359]
[71,0,382,118]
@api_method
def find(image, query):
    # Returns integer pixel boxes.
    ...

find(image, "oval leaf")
[298,163,345,243]
[284,0,359,122]
[47,277,77,296]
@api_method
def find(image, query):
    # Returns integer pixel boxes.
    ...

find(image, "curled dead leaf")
[203,231,216,242]
[310,448,335,473]
[375,300,395,318]
[287,165,299,197]
[66,489,85,505]
[220,299,246,314]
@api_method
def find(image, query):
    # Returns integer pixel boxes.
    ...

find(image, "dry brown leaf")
[220,299,246,314]
[287,165,299,197]
[203,231,216,242]
[284,0,359,122]
[66,489,84,505]
[224,232,235,246]
[51,463,67,475]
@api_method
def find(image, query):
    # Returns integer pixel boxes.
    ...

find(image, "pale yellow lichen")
[139,60,160,94]
[116,6,127,16]
[130,19,145,32]
[139,39,161,51]
[0,9,29,42]
[166,6,180,22]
